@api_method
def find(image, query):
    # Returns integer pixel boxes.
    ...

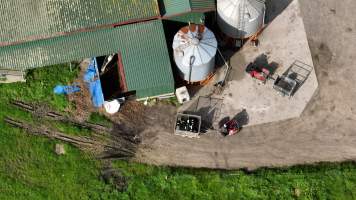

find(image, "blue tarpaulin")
[53,85,80,95]
[84,58,105,107]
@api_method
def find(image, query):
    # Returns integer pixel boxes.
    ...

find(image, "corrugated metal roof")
[121,21,174,98]
[0,0,159,46]
[161,0,191,15]
[160,0,215,16]
[0,20,174,99]
[165,12,206,24]
[160,0,215,18]
[190,0,216,11]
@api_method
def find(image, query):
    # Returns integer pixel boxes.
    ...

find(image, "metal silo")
[217,0,266,39]
[172,24,218,83]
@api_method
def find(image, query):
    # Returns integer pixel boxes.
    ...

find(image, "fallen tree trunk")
[4,117,137,159]
[10,100,112,134]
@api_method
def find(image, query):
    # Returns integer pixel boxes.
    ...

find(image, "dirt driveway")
[135,0,356,170]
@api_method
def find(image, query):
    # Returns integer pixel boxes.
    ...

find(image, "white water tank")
[172,24,218,83]
[217,0,266,39]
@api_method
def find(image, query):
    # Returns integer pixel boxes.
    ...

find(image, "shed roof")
[0,0,160,46]
[161,0,191,15]
[160,0,216,16]
[190,0,216,11]
[165,12,206,24]
[0,20,174,99]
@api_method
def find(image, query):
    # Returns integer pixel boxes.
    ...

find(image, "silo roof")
[173,24,217,67]
[0,0,160,47]
[0,20,174,99]
[218,0,265,20]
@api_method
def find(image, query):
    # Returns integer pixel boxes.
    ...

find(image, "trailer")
[174,113,201,138]
[273,60,313,97]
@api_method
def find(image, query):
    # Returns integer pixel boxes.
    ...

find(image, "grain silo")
[217,0,266,39]
[172,24,218,83]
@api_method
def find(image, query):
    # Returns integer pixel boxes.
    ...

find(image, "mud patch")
[311,42,333,67]
[321,71,329,77]
[328,80,337,86]
[330,105,336,112]
[101,167,128,191]
[329,9,336,14]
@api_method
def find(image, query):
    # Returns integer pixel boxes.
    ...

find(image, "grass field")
[1,64,356,200]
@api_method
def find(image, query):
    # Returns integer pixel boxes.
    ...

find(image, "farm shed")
[0,20,174,99]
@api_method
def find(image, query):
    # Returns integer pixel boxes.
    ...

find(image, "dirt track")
[135,0,356,170]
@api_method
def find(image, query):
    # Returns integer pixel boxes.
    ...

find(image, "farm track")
[134,0,356,170]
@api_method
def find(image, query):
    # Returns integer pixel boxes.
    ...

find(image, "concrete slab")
[216,0,318,126]
[0,69,25,83]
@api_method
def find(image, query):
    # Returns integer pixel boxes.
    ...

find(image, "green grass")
[50,121,94,137]
[160,96,180,107]
[88,112,113,128]
[0,64,120,199]
[113,162,356,200]
[1,64,356,200]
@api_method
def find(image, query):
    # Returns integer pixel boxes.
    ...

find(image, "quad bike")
[220,119,241,136]
[245,62,272,84]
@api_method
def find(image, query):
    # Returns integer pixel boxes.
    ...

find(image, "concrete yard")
[135,0,356,170]
[217,0,318,126]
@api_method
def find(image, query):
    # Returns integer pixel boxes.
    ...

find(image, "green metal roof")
[190,0,216,11]
[0,20,174,99]
[161,0,191,15]
[165,12,206,24]
[121,22,174,98]
[0,0,159,46]
[160,0,215,16]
